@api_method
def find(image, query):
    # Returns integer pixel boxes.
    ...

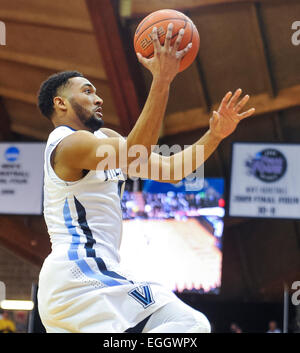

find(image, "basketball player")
[37,24,255,333]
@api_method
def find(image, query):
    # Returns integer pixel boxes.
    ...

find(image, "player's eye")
[84,89,92,94]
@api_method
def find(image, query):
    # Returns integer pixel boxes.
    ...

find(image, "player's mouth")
[94,107,103,118]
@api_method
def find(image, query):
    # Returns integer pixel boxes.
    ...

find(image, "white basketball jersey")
[39,125,178,333]
[43,125,125,263]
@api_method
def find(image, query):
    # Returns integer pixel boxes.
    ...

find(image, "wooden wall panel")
[0,97,13,140]
[0,215,50,267]
[278,106,300,142]
[0,63,119,123]
[191,3,269,104]
[167,65,205,115]
[234,219,300,300]
[3,99,53,140]
[220,225,254,299]
[0,245,40,301]
[0,0,93,32]
[259,0,300,90]
[0,22,106,80]
[0,61,50,95]
[129,0,255,18]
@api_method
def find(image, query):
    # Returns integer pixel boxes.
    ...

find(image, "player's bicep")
[99,129,175,181]
[57,130,126,171]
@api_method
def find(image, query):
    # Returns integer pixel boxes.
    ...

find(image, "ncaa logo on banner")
[5,146,20,162]
[245,148,287,183]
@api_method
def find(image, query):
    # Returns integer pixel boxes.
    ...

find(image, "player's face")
[68,77,104,132]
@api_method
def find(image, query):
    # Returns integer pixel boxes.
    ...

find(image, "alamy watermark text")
[0,21,6,46]
[291,21,300,46]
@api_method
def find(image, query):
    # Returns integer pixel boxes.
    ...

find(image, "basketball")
[134,9,200,72]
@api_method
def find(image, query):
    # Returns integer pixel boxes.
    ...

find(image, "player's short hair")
[37,70,83,119]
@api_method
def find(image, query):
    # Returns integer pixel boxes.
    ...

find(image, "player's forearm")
[168,129,223,181]
[126,77,170,162]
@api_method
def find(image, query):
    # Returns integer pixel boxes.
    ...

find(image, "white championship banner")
[229,142,300,219]
[0,142,45,215]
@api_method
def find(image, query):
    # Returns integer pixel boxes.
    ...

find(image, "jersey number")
[128,285,155,308]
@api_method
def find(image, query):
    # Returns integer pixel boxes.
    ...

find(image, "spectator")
[267,320,281,333]
[230,322,243,333]
[14,311,27,333]
[0,310,16,333]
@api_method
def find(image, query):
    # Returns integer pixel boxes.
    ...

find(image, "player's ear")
[53,96,67,112]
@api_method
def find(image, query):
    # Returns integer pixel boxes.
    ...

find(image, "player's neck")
[52,117,89,132]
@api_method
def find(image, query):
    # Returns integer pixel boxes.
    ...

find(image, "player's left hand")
[209,88,255,140]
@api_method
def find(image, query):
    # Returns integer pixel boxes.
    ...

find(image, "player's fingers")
[218,91,232,111]
[234,94,250,113]
[136,52,149,67]
[176,42,192,59]
[227,88,242,109]
[151,27,161,55]
[171,28,185,54]
[238,107,256,120]
[164,23,174,50]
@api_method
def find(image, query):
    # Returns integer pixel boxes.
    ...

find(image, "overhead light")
[0,300,34,311]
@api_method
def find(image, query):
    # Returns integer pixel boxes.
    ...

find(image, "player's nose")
[94,95,103,106]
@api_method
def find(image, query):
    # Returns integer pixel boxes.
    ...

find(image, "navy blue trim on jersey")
[64,197,126,287]
[74,196,96,257]
[118,180,125,198]
[124,314,152,333]
[72,196,134,285]
[56,125,77,131]
[94,257,133,283]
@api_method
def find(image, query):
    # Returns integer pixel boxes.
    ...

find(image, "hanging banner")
[229,142,300,219]
[0,143,45,215]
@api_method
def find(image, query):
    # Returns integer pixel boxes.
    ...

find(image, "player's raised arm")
[163,89,255,182]
[54,24,192,173]
[125,23,192,166]
[124,89,255,183]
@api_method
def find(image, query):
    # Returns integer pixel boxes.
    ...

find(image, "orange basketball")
[134,9,200,72]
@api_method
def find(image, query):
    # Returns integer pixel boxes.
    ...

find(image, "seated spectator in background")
[14,311,27,333]
[0,310,16,333]
[267,320,281,333]
[230,322,243,333]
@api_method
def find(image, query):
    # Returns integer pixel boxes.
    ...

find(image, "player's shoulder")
[54,130,98,160]
[100,128,125,139]
[50,125,93,142]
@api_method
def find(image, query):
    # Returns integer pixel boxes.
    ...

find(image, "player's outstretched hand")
[209,89,255,140]
[136,23,192,83]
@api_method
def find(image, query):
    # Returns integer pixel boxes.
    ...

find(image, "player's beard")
[69,99,104,132]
